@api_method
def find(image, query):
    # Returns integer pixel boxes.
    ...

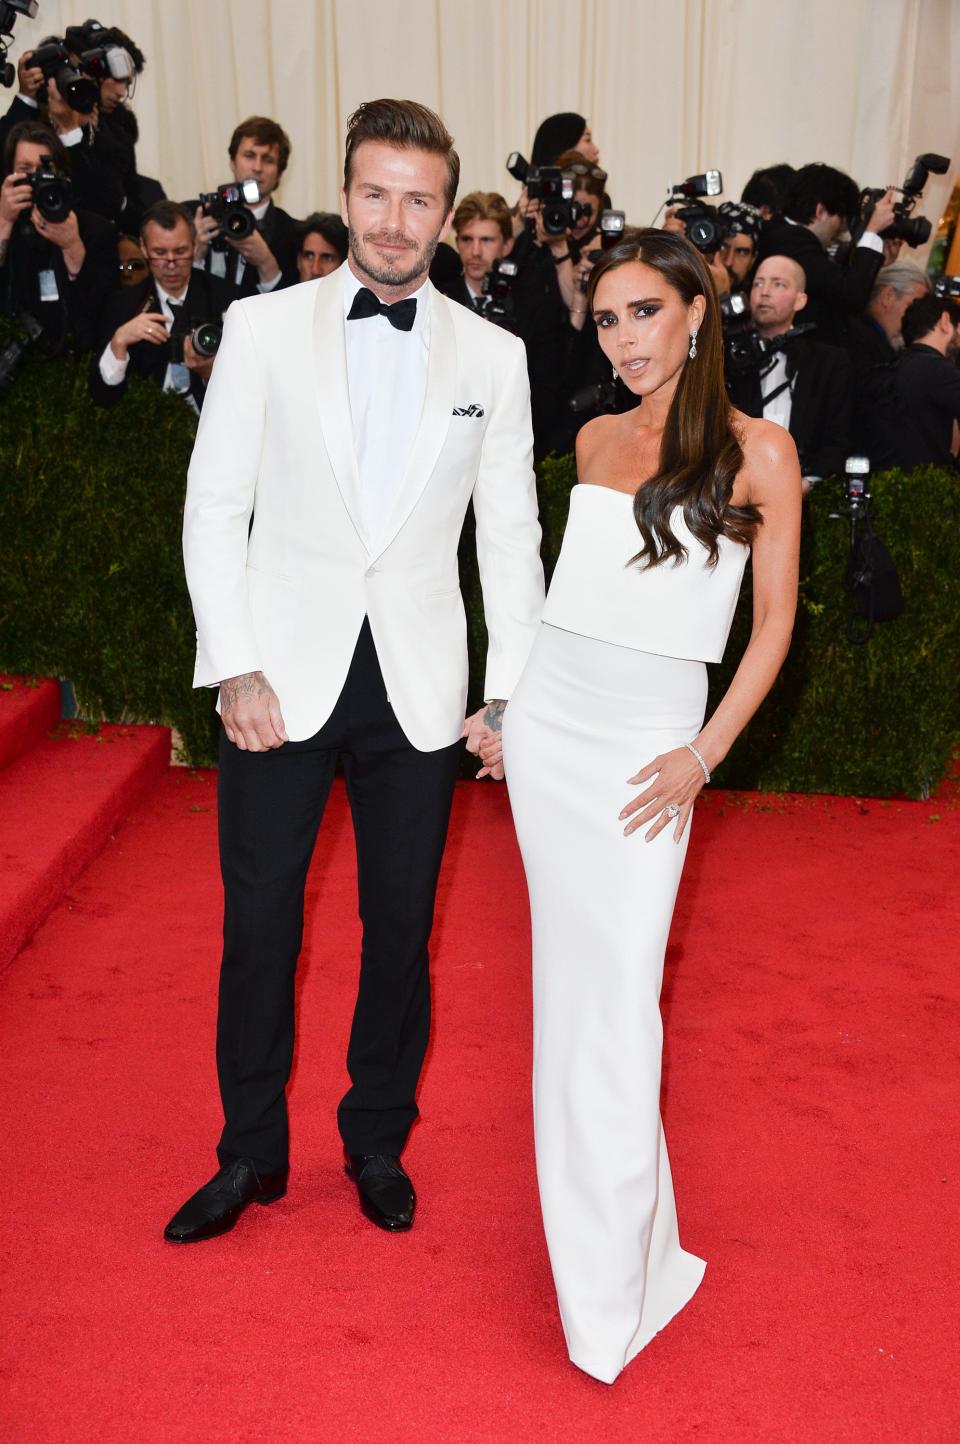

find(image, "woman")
[483,231,800,1384]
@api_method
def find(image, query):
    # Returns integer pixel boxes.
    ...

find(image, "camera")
[0,311,43,397]
[506,152,587,235]
[64,19,136,90]
[0,0,38,89]
[585,210,627,265]
[853,152,951,249]
[198,179,261,249]
[29,39,100,113]
[933,275,960,300]
[481,257,518,322]
[15,166,73,224]
[723,320,814,378]
[168,320,223,365]
[719,291,748,327]
[667,170,726,253]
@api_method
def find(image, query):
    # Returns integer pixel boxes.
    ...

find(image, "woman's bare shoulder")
[574,412,621,473]
[730,410,802,507]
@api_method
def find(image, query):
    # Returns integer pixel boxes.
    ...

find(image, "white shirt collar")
[250,199,271,221]
[155,280,189,307]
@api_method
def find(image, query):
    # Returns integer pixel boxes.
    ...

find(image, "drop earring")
[688,329,698,359]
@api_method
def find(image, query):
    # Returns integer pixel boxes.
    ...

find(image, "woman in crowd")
[484,231,801,1383]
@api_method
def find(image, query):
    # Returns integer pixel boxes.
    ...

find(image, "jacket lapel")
[312,269,367,547]
[371,283,457,560]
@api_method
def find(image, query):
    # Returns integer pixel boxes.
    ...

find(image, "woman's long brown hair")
[586,230,762,568]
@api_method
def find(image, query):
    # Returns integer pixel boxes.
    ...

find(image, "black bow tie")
[347,286,417,332]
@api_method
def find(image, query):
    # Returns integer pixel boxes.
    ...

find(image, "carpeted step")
[0,722,170,972]
[0,675,61,774]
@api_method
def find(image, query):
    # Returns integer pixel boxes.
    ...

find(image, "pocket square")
[452,403,485,418]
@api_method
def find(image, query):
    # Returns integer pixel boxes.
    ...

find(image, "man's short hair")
[870,260,931,302]
[3,119,68,175]
[784,163,861,225]
[140,200,196,243]
[298,211,348,260]
[554,149,606,200]
[741,163,795,214]
[451,191,512,243]
[229,116,292,177]
[756,254,807,291]
[901,292,960,347]
[343,98,459,212]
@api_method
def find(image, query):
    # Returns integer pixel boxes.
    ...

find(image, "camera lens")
[893,215,932,248]
[543,205,569,234]
[191,322,223,358]
[224,207,255,240]
[687,217,719,251]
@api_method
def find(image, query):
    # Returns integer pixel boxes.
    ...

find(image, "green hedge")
[2,337,957,795]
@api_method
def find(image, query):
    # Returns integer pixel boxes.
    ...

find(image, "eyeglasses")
[565,163,607,183]
[118,258,148,274]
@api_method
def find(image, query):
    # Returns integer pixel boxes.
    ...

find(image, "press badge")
[38,269,60,303]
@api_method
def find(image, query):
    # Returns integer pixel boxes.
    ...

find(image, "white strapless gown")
[502,485,748,1385]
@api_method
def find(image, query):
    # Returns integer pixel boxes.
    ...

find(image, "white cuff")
[99,341,129,386]
[19,94,38,110]
[857,231,883,254]
[256,270,282,294]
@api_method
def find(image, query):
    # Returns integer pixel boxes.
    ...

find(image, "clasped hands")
[463,701,506,781]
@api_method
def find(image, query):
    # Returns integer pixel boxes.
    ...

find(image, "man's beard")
[349,225,440,290]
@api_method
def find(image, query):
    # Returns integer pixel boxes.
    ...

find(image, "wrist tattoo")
[483,699,507,732]
[220,670,272,710]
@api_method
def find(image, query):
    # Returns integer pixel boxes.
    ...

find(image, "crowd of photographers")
[0,9,957,479]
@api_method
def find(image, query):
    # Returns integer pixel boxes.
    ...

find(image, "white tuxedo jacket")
[182,268,544,750]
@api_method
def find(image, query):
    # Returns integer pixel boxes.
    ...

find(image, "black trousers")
[215,619,460,1173]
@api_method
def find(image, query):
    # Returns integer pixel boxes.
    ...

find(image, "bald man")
[726,254,851,484]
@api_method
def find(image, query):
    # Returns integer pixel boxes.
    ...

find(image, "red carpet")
[1,771,957,1442]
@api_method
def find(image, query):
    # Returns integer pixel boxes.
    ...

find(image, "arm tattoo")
[219,670,273,710]
[483,699,507,733]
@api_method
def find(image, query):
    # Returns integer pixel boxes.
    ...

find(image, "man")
[741,164,795,221]
[726,254,851,484]
[717,201,761,297]
[848,261,930,458]
[295,211,347,281]
[0,120,116,353]
[89,200,233,412]
[168,99,544,1243]
[890,293,960,470]
[755,162,897,344]
[190,116,300,298]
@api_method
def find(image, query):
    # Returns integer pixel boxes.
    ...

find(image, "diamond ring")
[664,803,680,819]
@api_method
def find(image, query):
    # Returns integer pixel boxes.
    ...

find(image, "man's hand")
[193,205,220,263]
[0,173,33,236]
[663,206,686,236]
[220,670,288,751]
[227,226,280,285]
[865,189,897,236]
[110,310,168,360]
[46,75,94,134]
[882,236,903,265]
[463,699,506,781]
[32,207,85,276]
[706,248,731,298]
[17,51,44,100]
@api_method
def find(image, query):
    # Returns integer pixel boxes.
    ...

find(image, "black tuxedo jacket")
[88,270,235,410]
[727,335,852,478]
[183,197,300,299]
[756,217,883,346]
[0,206,117,352]
[893,344,960,471]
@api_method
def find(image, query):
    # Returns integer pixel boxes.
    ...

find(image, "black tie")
[347,286,417,332]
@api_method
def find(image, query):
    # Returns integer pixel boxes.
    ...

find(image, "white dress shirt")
[760,348,793,432]
[341,261,431,553]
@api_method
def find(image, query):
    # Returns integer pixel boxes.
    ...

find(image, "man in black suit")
[0,121,116,353]
[443,190,566,460]
[90,200,233,413]
[189,116,299,300]
[890,293,960,471]
[755,163,897,345]
[848,261,930,460]
[726,254,851,485]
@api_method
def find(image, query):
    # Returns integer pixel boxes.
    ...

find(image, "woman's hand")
[619,745,709,842]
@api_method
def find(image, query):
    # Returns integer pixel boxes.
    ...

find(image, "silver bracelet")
[685,741,711,784]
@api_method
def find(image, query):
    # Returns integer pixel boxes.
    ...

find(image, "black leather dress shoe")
[163,1158,287,1243]
[345,1154,415,1231]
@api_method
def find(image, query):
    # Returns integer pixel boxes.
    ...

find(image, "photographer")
[1,40,125,225]
[716,201,762,299]
[295,212,347,281]
[189,116,299,298]
[443,190,566,459]
[755,163,896,344]
[90,200,233,413]
[889,293,960,471]
[848,261,930,458]
[0,120,116,352]
[726,255,851,486]
[741,164,795,221]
